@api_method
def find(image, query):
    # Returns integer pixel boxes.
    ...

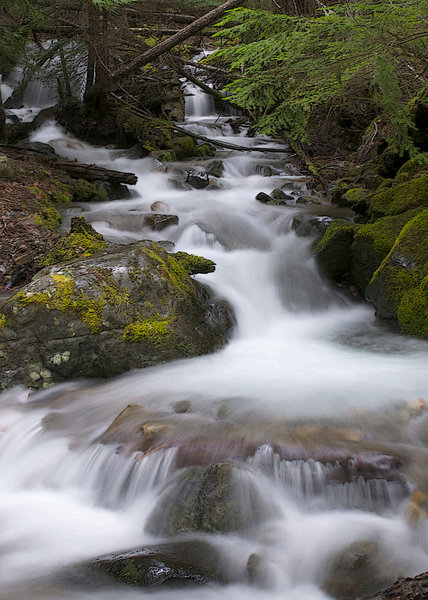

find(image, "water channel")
[1,69,428,599]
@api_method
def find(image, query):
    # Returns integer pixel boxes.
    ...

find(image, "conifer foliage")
[210,1,427,156]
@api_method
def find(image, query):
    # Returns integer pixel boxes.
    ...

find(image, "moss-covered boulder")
[146,461,279,536]
[368,173,428,219]
[350,210,420,293]
[314,220,355,280]
[0,241,234,390]
[42,217,106,267]
[366,210,428,338]
[116,108,197,160]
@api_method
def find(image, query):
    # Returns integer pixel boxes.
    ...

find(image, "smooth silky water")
[1,79,428,599]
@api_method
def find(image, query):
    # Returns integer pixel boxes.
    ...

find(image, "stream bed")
[1,77,428,599]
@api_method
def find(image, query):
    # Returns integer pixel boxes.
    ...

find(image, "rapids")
[1,73,428,599]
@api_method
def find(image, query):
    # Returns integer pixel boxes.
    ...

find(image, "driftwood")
[113,0,247,82]
[56,159,137,185]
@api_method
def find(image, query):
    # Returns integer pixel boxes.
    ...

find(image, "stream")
[1,69,428,599]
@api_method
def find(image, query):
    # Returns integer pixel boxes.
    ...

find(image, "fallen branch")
[56,159,137,185]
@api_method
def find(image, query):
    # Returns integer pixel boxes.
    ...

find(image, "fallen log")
[56,159,138,185]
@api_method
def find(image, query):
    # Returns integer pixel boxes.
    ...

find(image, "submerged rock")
[0,240,234,390]
[186,170,209,189]
[146,461,279,535]
[73,540,227,589]
[143,213,179,231]
[323,540,402,599]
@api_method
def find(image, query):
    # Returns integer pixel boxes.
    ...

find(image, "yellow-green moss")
[50,181,73,204]
[69,179,107,202]
[174,252,216,275]
[34,204,62,231]
[42,233,106,267]
[397,276,428,338]
[369,174,428,218]
[17,274,106,334]
[342,187,368,212]
[0,313,7,328]
[141,245,196,297]
[123,315,173,345]
[396,154,428,181]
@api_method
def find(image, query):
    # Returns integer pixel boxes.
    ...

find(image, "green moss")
[368,210,428,336]
[17,273,106,334]
[195,143,215,158]
[50,181,73,204]
[396,154,428,181]
[397,276,428,338]
[342,187,369,212]
[174,252,216,275]
[369,173,428,218]
[69,179,107,202]
[0,313,7,328]
[34,204,62,231]
[141,244,196,297]
[376,178,394,190]
[42,233,106,266]
[123,315,173,345]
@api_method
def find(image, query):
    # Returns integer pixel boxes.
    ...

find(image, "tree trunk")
[113,0,247,83]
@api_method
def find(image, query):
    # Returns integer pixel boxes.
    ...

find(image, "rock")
[95,181,132,201]
[85,540,227,588]
[151,201,169,212]
[0,241,234,390]
[323,540,401,599]
[296,195,321,205]
[186,170,209,189]
[143,214,179,231]
[292,215,332,239]
[340,187,369,214]
[350,209,419,293]
[145,461,279,535]
[404,490,428,525]
[255,192,274,204]
[173,399,191,413]
[152,158,167,173]
[363,571,428,600]
[366,209,428,338]
[314,219,355,280]
[206,160,224,178]
[368,174,428,218]
[271,188,293,202]
[14,141,56,156]
[256,165,273,177]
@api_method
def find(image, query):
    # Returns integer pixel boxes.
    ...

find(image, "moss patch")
[123,315,173,346]
[368,174,428,218]
[174,252,216,276]
[0,313,7,328]
[367,210,428,337]
[69,179,108,202]
[42,218,106,266]
[315,220,356,279]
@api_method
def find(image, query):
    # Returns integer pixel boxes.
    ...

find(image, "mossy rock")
[368,173,428,219]
[366,209,428,338]
[350,209,421,293]
[116,108,196,159]
[395,154,428,182]
[315,220,356,280]
[42,217,106,267]
[341,187,369,214]
[0,241,234,389]
[146,461,278,536]
[69,178,108,202]
[80,540,227,588]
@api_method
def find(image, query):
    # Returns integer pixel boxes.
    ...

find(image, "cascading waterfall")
[1,77,428,600]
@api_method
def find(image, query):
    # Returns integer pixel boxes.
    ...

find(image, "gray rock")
[14,141,56,156]
[296,195,321,205]
[271,188,294,202]
[0,241,234,390]
[256,192,274,204]
[206,160,224,178]
[144,214,179,231]
[292,215,332,239]
[146,461,279,535]
[186,170,209,189]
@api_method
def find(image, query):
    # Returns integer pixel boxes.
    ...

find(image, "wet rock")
[151,201,169,212]
[256,192,274,204]
[82,540,227,588]
[296,195,321,205]
[143,214,179,231]
[366,209,428,338]
[206,160,224,178]
[292,215,332,239]
[95,181,132,201]
[271,188,294,202]
[152,158,168,173]
[256,165,273,177]
[323,540,401,599]
[13,141,56,156]
[0,241,234,390]
[315,219,355,280]
[364,570,428,599]
[146,461,279,535]
[186,170,209,189]
[173,399,191,413]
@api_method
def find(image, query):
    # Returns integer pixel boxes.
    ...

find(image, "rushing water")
[1,74,428,599]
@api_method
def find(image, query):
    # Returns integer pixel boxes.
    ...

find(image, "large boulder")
[85,540,227,588]
[366,209,428,338]
[0,241,234,389]
[145,461,279,536]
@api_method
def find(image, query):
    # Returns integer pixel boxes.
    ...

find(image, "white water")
[1,81,428,599]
